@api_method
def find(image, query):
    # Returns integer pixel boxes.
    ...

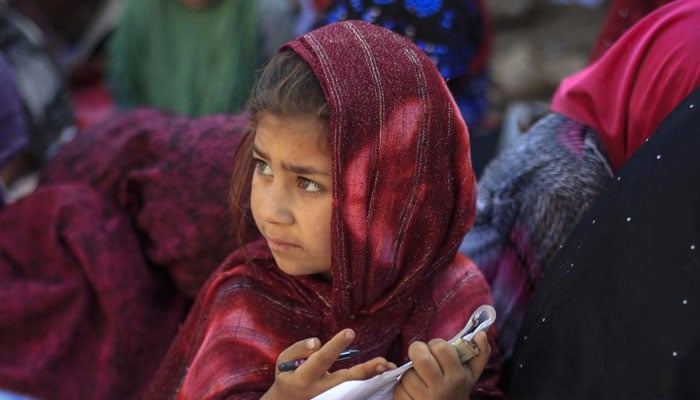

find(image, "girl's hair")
[229,50,330,249]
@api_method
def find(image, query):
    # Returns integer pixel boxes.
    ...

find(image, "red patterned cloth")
[0,109,255,399]
[146,21,502,399]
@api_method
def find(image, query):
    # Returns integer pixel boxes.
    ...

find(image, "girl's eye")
[253,159,272,176]
[298,177,322,193]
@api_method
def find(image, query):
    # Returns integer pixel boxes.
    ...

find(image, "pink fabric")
[589,0,672,62]
[70,80,117,131]
[146,21,502,399]
[551,0,700,172]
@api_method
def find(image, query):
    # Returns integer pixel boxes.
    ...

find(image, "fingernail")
[307,338,318,349]
[344,329,355,340]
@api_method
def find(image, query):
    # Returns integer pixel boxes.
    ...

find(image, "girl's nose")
[257,183,294,226]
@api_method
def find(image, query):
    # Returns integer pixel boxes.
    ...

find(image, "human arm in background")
[107,0,144,110]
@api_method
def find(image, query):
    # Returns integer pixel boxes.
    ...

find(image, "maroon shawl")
[146,21,502,399]
[42,108,258,298]
[0,109,254,399]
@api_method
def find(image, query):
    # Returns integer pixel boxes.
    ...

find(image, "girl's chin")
[274,259,331,280]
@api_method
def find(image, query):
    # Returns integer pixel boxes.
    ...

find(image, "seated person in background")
[108,0,300,117]
[8,0,112,66]
[315,0,491,129]
[294,0,334,35]
[144,20,503,399]
[459,0,700,370]
[505,68,700,400]
[0,4,75,191]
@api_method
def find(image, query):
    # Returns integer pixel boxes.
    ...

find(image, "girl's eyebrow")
[252,144,331,177]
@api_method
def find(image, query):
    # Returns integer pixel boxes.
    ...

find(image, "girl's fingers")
[294,329,356,380]
[408,340,443,384]
[276,337,321,374]
[274,329,397,397]
[345,357,395,380]
[427,338,464,378]
[320,356,396,392]
[465,331,491,378]
[395,341,435,398]
[420,333,492,382]
[393,378,415,400]
[397,335,491,399]
[398,369,428,398]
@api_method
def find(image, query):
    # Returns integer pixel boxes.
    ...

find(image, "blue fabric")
[0,52,27,169]
[316,0,489,125]
[0,390,36,400]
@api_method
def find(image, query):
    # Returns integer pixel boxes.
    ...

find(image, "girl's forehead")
[255,113,330,151]
[254,114,331,159]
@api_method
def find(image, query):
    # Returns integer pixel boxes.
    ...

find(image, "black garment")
[505,86,700,399]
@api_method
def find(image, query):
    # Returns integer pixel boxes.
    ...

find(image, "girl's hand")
[262,329,395,400]
[394,331,491,400]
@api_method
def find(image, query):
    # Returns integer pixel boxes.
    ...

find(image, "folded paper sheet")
[312,304,497,400]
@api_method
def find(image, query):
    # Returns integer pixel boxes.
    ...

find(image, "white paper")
[312,361,413,400]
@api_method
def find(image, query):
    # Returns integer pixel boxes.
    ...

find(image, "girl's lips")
[266,236,299,252]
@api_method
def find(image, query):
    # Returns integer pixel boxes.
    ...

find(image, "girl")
[146,21,503,399]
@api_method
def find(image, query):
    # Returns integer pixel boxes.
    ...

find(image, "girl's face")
[250,113,333,280]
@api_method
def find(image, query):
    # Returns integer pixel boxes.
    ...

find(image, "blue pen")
[278,349,360,372]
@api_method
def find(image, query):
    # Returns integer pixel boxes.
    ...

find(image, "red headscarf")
[551,0,700,172]
[146,21,501,399]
